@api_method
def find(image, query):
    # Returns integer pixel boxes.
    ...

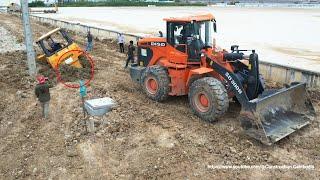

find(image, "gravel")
[0,26,25,53]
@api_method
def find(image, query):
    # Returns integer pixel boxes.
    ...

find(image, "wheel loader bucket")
[239,83,315,145]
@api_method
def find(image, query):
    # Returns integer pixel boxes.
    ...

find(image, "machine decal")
[225,72,243,94]
[150,42,166,47]
[63,54,74,64]
[141,48,147,56]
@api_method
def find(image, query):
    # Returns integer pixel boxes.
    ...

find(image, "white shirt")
[118,35,125,44]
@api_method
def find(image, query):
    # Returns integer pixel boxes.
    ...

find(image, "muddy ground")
[0,13,319,179]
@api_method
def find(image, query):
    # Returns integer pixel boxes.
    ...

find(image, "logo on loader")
[150,42,166,47]
[225,72,243,94]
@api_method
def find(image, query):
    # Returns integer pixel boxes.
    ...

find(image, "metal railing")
[29,15,320,89]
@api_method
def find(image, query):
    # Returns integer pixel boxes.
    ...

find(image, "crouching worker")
[35,76,50,119]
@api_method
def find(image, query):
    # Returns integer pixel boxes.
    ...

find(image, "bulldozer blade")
[239,83,315,145]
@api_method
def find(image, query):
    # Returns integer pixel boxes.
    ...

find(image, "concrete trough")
[84,97,116,116]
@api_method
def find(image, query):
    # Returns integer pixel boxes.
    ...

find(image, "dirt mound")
[0,51,35,89]
[58,55,92,83]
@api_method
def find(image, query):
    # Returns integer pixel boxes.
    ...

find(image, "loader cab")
[165,14,216,61]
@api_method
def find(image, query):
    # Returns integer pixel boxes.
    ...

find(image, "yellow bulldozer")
[36,28,83,68]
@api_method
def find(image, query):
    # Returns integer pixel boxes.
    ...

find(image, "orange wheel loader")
[129,13,315,145]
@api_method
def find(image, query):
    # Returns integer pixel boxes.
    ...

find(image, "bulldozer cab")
[37,28,72,56]
[36,28,83,68]
[165,14,216,61]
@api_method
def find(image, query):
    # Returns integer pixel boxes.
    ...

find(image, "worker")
[125,40,135,68]
[158,31,163,37]
[86,31,93,52]
[46,37,61,53]
[52,42,62,52]
[45,38,54,53]
[118,33,125,53]
[35,75,50,119]
[180,25,189,45]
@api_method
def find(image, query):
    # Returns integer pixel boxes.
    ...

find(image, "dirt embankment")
[0,13,319,179]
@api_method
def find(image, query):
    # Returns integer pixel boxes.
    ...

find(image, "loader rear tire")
[189,77,229,122]
[141,65,170,102]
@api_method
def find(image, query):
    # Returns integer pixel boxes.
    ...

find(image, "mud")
[0,13,319,179]
[58,58,92,84]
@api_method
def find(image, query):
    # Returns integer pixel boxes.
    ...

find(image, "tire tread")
[141,65,170,101]
[189,77,229,122]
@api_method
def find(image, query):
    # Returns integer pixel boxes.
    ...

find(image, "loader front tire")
[189,77,229,122]
[141,65,170,102]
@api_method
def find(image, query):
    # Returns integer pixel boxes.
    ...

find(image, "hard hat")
[36,75,47,84]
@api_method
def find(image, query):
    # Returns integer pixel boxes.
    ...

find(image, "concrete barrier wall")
[30,15,320,89]
[30,15,141,43]
[259,62,320,89]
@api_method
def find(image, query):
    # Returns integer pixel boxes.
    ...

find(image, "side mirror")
[213,20,217,33]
